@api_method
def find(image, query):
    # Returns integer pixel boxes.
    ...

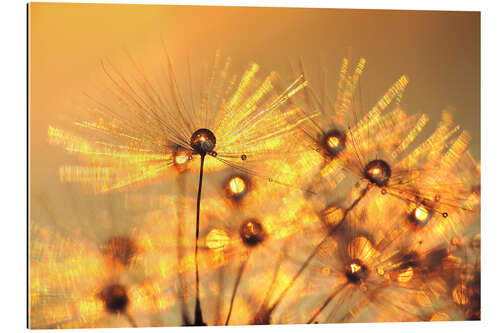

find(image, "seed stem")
[306,282,347,323]
[194,154,206,326]
[225,256,249,325]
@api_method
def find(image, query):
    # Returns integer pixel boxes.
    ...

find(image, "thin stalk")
[225,256,249,325]
[194,154,206,326]
[214,267,226,325]
[306,282,347,324]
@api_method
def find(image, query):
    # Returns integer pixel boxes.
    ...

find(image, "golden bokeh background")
[28,3,481,328]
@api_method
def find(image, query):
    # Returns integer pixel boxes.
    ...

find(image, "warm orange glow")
[30,4,481,326]
[228,176,246,194]
[327,135,340,149]
[206,228,230,252]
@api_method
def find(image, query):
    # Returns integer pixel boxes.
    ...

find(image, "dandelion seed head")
[190,128,216,155]
[99,284,129,314]
[363,159,391,187]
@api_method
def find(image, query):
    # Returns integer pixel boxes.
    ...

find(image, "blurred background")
[29,2,480,202]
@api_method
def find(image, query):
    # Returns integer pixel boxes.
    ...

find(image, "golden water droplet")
[363,160,391,186]
[240,219,266,247]
[414,206,429,222]
[228,176,246,195]
[190,128,216,154]
[320,129,346,158]
[99,284,129,314]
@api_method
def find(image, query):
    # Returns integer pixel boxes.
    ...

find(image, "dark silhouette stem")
[306,282,347,323]
[194,154,206,326]
[225,256,249,325]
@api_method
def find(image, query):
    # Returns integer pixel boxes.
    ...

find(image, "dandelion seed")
[49,48,309,324]
[49,51,307,194]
